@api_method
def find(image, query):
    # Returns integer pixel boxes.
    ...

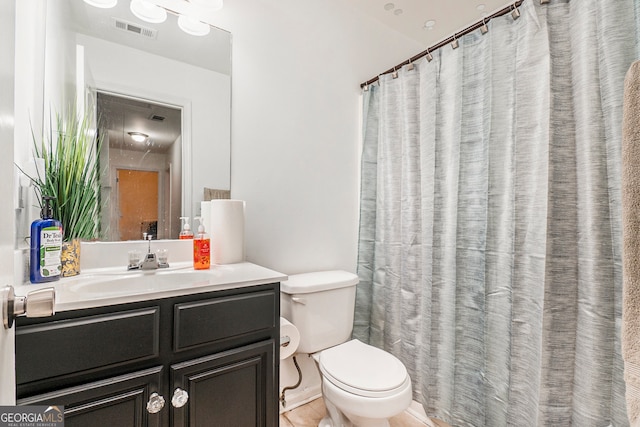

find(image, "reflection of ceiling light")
[130,0,167,24]
[178,15,211,36]
[189,0,224,11]
[128,132,148,142]
[84,0,117,8]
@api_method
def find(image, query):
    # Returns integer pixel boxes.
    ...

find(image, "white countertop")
[15,262,287,312]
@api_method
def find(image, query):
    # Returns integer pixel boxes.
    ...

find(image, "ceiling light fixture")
[424,20,436,30]
[178,15,211,36]
[83,0,118,8]
[130,0,167,24]
[128,132,149,143]
[84,0,222,37]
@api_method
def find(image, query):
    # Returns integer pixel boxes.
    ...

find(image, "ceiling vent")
[112,17,158,39]
[149,114,166,122]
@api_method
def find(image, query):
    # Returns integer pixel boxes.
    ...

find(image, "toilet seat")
[318,339,409,398]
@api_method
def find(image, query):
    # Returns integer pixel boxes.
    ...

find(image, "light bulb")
[83,0,117,8]
[130,0,167,24]
[178,15,211,36]
[128,132,148,143]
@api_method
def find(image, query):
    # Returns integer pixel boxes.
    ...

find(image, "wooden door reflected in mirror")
[117,169,159,241]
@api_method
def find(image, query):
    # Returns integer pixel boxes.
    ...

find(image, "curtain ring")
[406,59,414,71]
[451,35,459,49]
[480,18,489,34]
[426,48,434,62]
[511,3,521,19]
[392,67,398,79]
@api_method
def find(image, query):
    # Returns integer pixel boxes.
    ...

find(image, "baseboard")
[279,385,321,414]
[406,400,434,426]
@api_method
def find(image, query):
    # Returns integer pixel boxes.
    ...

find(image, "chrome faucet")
[127,235,169,270]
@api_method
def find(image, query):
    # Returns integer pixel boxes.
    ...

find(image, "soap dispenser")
[30,196,63,284]
[179,216,193,239]
[193,217,210,270]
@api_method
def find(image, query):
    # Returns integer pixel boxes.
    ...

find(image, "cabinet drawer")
[174,290,276,352]
[18,366,163,427]
[16,307,160,385]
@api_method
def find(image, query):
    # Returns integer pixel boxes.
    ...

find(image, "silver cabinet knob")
[146,392,165,414]
[171,388,189,408]
[2,285,56,329]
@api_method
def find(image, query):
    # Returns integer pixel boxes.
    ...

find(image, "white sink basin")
[66,270,217,297]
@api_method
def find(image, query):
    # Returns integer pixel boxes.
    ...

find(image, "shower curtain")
[355,1,640,426]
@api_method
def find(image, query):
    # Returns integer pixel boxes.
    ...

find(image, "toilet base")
[318,375,411,427]
[319,398,391,427]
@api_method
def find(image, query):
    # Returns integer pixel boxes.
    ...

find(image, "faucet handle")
[146,234,153,254]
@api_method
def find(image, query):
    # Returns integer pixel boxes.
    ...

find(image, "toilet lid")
[319,339,408,397]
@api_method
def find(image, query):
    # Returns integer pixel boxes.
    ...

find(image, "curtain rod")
[360,0,526,88]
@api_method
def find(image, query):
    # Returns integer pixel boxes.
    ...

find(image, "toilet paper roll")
[201,200,245,264]
[279,317,300,360]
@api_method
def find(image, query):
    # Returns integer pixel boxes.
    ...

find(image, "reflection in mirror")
[97,92,182,240]
[33,0,231,242]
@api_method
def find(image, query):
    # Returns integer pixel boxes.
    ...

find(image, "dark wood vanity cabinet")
[15,283,280,427]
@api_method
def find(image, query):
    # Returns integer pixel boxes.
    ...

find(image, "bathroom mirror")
[40,0,231,241]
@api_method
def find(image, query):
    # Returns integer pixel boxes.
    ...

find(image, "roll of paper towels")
[279,317,300,360]
[201,200,245,264]
[199,202,211,234]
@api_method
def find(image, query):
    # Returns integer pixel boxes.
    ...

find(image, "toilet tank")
[280,271,359,354]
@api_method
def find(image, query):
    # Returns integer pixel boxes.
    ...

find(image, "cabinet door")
[18,367,163,427]
[171,340,277,427]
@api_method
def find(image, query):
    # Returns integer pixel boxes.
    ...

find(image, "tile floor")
[279,397,452,427]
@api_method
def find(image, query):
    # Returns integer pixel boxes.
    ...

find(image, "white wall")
[42,0,75,117]
[212,0,422,274]
[211,0,424,411]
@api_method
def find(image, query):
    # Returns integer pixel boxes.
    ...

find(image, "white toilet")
[280,271,412,427]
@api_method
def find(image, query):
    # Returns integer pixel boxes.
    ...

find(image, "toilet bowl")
[280,271,413,427]
[316,339,413,427]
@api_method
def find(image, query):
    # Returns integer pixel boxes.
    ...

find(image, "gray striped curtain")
[355,1,640,426]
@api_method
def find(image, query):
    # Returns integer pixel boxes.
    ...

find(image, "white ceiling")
[349,0,516,48]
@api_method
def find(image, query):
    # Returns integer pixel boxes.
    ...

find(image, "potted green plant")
[28,106,102,277]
